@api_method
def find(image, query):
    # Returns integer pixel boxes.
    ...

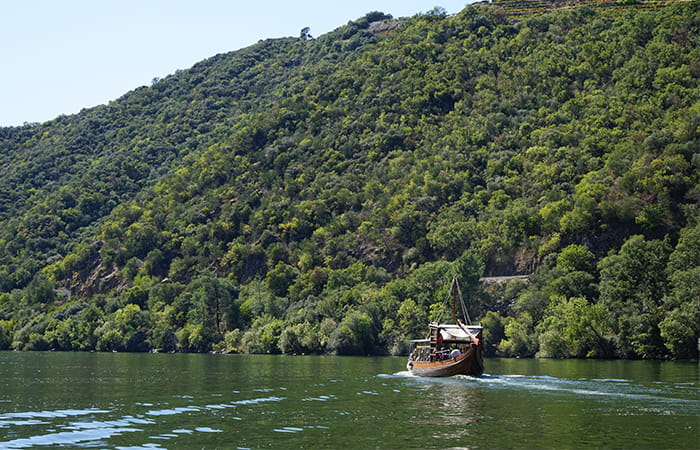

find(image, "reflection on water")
[0,353,697,449]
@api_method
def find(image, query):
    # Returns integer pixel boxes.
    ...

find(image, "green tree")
[328,309,376,355]
[536,297,613,358]
[0,321,11,350]
[240,315,284,354]
[265,262,298,297]
[659,225,700,359]
[480,311,506,357]
[453,249,485,291]
[397,298,425,338]
[187,274,238,339]
[96,328,125,352]
[150,323,177,352]
[279,322,318,354]
[176,323,211,353]
[599,235,671,358]
[498,313,537,357]
[71,305,101,351]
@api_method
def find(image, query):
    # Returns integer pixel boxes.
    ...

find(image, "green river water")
[0,352,697,449]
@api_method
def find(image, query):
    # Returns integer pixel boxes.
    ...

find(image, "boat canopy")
[431,323,482,342]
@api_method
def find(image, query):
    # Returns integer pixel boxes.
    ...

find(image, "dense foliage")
[0,3,698,359]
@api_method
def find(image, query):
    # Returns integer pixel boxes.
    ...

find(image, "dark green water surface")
[0,352,697,449]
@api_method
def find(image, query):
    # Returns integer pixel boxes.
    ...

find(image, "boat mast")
[435,277,474,326]
[450,276,472,326]
[451,277,458,324]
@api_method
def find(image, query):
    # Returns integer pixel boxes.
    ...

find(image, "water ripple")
[0,394,287,449]
[145,406,201,416]
[194,427,222,433]
[301,394,335,402]
[0,408,109,420]
[0,419,47,428]
[0,425,142,449]
[273,425,329,434]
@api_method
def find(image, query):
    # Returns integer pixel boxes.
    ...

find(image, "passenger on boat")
[450,348,461,358]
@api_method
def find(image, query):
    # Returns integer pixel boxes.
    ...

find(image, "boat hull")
[407,345,483,377]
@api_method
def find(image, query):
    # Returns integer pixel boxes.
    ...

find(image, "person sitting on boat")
[450,348,461,359]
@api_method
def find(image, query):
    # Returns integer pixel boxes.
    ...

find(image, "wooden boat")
[406,277,484,377]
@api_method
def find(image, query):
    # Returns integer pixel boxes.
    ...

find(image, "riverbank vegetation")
[0,2,698,359]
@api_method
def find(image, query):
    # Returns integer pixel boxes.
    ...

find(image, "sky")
[0,0,474,127]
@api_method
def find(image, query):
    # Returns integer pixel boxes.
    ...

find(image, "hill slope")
[0,4,698,359]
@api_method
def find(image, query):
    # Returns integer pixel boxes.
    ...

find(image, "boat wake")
[383,370,482,382]
[501,374,694,411]
[388,370,415,377]
[382,371,698,416]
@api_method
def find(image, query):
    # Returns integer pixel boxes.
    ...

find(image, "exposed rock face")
[368,19,403,35]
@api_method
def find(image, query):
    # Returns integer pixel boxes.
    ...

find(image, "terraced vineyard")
[476,0,688,19]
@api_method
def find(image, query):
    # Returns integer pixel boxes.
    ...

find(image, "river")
[0,352,697,449]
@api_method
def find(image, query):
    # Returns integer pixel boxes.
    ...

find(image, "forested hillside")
[0,3,698,359]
